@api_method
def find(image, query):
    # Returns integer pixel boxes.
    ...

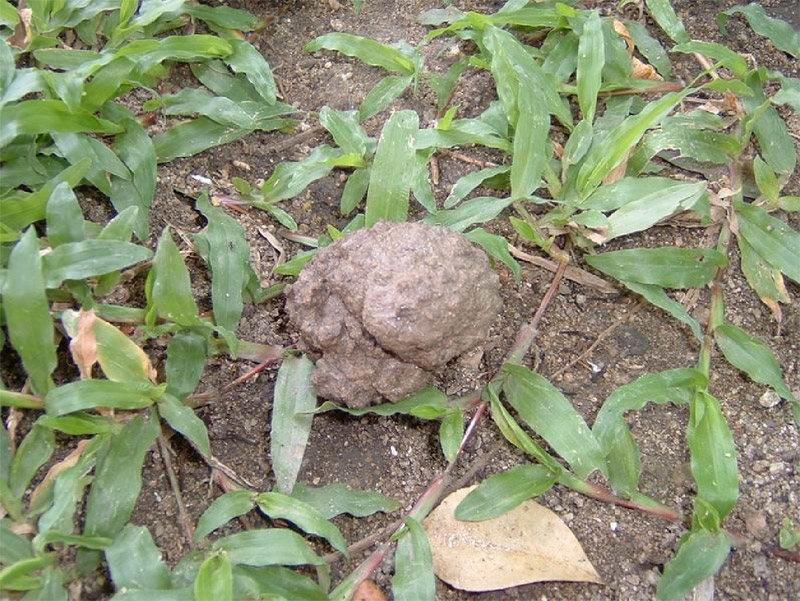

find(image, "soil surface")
[13,1,800,600]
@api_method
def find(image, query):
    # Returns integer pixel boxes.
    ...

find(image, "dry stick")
[331,262,571,594]
[438,148,499,168]
[186,357,278,408]
[551,299,646,380]
[509,244,617,294]
[158,433,196,550]
[270,125,325,154]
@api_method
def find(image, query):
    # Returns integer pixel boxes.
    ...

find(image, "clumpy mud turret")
[287,221,502,407]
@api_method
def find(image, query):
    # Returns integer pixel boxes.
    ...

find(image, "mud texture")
[287,221,502,406]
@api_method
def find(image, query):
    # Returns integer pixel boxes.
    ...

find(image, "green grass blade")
[195,491,256,542]
[671,41,747,79]
[423,196,514,233]
[212,530,323,567]
[41,240,151,288]
[184,4,264,32]
[340,168,370,214]
[736,235,790,316]
[105,524,171,592]
[290,483,401,520]
[445,166,510,209]
[645,0,690,44]
[502,364,606,479]
[151,228,201,325]
[688,391,739,521]
[735,200,800,283]
[715,324,796,402]
[255,492,348,556]
[624,19,672,79]
[586,247,727,289]
[392,518,435,601]
[454,465,556,521]
[194,553,233,601]
[656,530,731,601]
[9,423,54,499]
[93,316,155,384]
[319,107,371,156]
[157,393,211,457]
[225,39,276,104]
[511,68,549,199]
[305,33,415,74]
[718,3,799,57]
[464,227,521,282]
[365,109,418,227]
[576,11,604,124]
[0,100,122,146]
[44,380,156,415]
[439,409,464,464]
[3,229,57,395]
[166,332,208,400]
[358,74,413,122]
[271,355,317,494]
[742,72,796,175]
[622,281,703,341]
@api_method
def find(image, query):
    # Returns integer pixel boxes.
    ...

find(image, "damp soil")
[12,1,800,599]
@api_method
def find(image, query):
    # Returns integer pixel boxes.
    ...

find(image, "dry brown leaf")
[29,439,90,507]
[69,309,98,379]
[631,56,663,81]
[7,8,33,48]
[612,19,634,55]
[353,579,387,601]
[423,486,602,592]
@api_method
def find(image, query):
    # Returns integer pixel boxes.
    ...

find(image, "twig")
[438,148,499,168]
[187,357,278,408]
[600,82,684,96]
[551,299,646,380]
[270,125,325,154]
[158,434,195,550]
[767,546,800,564]
[509,244,617,294]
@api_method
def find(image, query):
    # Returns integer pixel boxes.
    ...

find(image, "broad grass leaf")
[629,126,741,174]
[455,465,556,521]
[158,393,211,457]
[154,116,292,162]
[166,332,207,400]
[502,364,606,479]
[195,491,256,542]
[742,72,796,175]
[45,182,85,246]
[717,3,799,57]
[393,518,435,601]
[511,68,549,199]
[290,482,400,520]
[645,0,689,44]
[464,227,520,282]
[752,156,780,203]
[194,193,250,331]
[365,109,418,227]
[424,486,600,591]
[41,240,151,289]
[0,519,33,564]
[105,104,157,240]
[271,355,317,494]
[93,315,155,384]
[108,588,193,601]
[0,556,54,590]
[576,89,691,198]
[737,235,789,320]
[672,41,748,78]
[581,176,681,211]
[305,33,415,74]
[37,414,113,436]
[624,19,672,79]
[9,424,54,499]
[411,148,436,214]
[84,414,160,541]
[1,158,90,239]
[152,229,201,325]
[255,492,348,555]
[439,409,464,464]
[0,391,44,409]
[735,200,800,284]
[45,380,157,415]
[3,229,57,395]
[272,249,316,276]
[585,247,727,289]
[194,553,233,601]
[445,166,509,209]
[576,11,604,124]
[105,524,171,592]
[423,196,514,232]
[184,4,264,31]
[542,31,579,83]
[593,369,702,495]
[621,281,702,341]
[656,530,731,601]
[212,529,323,566]
[0,99,122,146]
[688,391,738,521]
[772,75,800,111]
[562,119,593,169]
[415,118,511,153]
[603,181,706,241]
[234,566,328,601]
[81,58,136,112]
[340,168,370,215]
[358,74,413,122]
[191,60,262,102]
[225,39,276,104]
[146,89,293,129]
[319,107,371,156]
[260,145,339,203]
[715,324,796,401]
[313,387,449,418]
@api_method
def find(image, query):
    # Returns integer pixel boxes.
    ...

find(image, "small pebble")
[758,390,781,408]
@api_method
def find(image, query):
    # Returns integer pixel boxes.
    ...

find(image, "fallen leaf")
[632,57,663,81]
[612,19,635,55]
[354,579,387,601]
[423,486,602,592]
[69,309,98,380]
[29,439,90,507]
